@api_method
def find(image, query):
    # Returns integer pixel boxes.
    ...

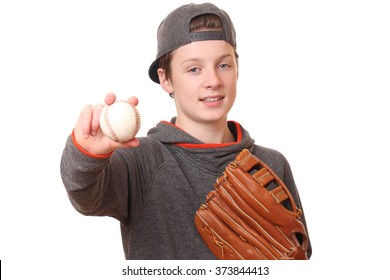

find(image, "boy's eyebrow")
[181,53,234,65]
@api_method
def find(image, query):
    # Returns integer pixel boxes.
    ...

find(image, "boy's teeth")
[203,97,222,102]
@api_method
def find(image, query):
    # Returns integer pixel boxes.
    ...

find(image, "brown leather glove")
[195,149,309,260]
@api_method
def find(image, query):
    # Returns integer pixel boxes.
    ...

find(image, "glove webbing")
[231,149,302,219]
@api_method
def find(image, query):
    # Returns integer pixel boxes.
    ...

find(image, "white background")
[0,0,389,279]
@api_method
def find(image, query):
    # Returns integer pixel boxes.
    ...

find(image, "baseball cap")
[148,3,237,84]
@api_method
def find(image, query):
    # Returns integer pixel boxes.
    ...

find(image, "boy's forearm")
[60,135,111,213]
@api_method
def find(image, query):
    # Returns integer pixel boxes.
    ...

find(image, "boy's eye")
[218,63,229,69]
[189,67,199,73]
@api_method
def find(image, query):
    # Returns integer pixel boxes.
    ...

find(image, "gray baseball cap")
[148,3,237,84]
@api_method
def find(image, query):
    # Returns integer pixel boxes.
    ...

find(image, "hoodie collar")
[147,117,254,150]
[147,118,255,173]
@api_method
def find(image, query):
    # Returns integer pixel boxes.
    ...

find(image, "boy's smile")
[199,95,225,107]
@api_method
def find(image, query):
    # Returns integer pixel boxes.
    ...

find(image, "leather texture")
[194,149,309,260]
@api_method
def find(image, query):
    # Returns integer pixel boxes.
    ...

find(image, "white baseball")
[99,100,141,142]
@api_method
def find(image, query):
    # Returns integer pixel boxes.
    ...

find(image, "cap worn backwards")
[148,2,237,84]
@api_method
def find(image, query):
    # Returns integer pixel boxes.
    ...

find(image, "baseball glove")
[194,149,309,260]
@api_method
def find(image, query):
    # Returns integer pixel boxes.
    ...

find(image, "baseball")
[100,100,141,142]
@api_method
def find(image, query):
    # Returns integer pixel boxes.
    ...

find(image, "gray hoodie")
[60,119,312,259]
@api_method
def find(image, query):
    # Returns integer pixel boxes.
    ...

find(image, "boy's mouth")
[199,96,224,103]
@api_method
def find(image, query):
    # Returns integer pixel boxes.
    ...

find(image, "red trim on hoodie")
[71,129,113,159]
[161,121,243,149]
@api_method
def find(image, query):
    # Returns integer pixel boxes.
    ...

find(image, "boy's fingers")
[105,93,116,105]
[91,104,104,136]
[128,96,139,106]
[80,105,93,138]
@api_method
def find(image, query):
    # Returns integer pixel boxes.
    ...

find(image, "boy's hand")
[73,93,140,155]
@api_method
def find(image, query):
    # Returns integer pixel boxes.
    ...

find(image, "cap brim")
[148,59,160,84]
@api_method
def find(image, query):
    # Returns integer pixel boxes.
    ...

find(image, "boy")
[61,2,312,259]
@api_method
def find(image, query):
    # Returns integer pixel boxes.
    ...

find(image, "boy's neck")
[175,117,235,144]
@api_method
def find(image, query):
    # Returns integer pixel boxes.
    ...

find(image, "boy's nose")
[203,69,222,89]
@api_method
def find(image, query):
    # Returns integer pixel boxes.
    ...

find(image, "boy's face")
[161,40,238,126]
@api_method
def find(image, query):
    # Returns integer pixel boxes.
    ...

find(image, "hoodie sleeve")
[60,135,131,223]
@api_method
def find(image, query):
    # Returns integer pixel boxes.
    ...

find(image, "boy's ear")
[157,68,174,93]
